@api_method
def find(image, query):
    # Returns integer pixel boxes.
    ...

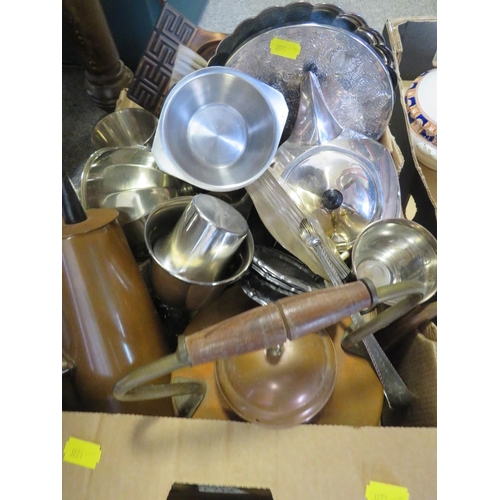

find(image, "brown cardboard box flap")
[385,17,438,68]
[382,330,437,427]
[62,411,436,500]
[384,18,438,214]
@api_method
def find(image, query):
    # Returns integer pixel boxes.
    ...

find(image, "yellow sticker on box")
[63,436,102,470]
[365,480,409,500]
[269,38,301,59]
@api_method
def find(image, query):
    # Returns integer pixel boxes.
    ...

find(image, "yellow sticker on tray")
[365,480,409,500]
[269,38,301,59]
[63,436,102,469]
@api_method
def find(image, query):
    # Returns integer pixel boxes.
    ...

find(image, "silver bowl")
[80,147,192,208]
[80,147,194,257]
[152,67,288,192]
[90,108,158,149]
[351,218,437,304]
[144,197,254,310]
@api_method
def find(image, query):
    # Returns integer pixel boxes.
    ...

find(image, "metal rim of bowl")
[90,108,159,149]
[144,196,254,287]
[351,217,437,301]
[79,146,158,209]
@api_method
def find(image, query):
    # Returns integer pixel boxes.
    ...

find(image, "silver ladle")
[299,218,417,408]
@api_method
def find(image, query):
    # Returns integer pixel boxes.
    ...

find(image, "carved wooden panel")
[127,4,196,115]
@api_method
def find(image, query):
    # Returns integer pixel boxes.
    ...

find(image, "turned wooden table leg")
[62,0,133,110]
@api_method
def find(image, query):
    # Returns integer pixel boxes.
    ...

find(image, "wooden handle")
[278,281,371,339]
[184,281,371,365]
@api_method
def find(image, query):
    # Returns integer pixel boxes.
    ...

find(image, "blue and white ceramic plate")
[405,68,437,170]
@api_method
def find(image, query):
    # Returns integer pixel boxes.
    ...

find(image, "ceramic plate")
[405,68,437,170]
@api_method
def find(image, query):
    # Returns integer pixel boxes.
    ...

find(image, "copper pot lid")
[215,330,337,428]
[216,274,336,428]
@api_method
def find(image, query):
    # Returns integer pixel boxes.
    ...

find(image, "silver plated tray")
[208,2,396,81]
[241,272,294,307]
[220,24,394,141]
[251,245,325,293]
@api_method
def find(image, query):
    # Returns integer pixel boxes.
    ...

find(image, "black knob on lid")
[321,189,343,210]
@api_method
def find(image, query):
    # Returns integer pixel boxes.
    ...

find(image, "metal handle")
[340,285,425,408]
[300,216,420,409]
[342,289,425,350]
[362,334,414,408]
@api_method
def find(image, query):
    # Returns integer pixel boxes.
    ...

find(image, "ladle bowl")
[351,218,437,304]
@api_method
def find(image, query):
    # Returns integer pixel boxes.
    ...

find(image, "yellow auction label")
[63,436,102,470]
[365,480,409,500]
[269,38,301,59]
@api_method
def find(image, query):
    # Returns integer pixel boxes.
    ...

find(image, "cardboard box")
[62,411,436,499]
[62,19,438,500]
[383,18,438,238]
[374,18,437,430]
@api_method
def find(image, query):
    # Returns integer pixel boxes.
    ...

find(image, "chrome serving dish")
[209,2,396,79]
[251,245,325,294]
[208,2,396,141]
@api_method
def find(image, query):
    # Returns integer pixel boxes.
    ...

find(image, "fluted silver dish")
[209,2,396,78]
[208,2,396,141]
[213,24,394,141]
[276,72,401,252]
